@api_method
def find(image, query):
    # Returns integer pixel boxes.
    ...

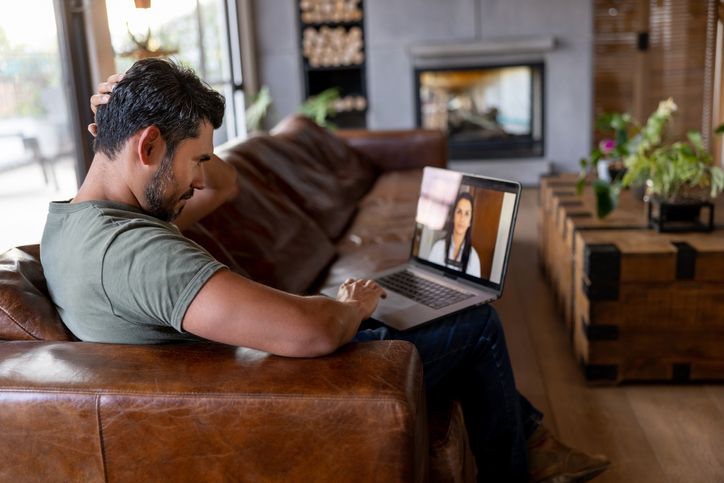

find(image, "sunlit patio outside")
[0,155,77,253]
[0,0,79,254]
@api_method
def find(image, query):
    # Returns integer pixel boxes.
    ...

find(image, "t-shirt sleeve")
[102,222,226,333]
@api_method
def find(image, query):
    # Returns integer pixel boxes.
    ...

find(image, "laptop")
[322,166,521,331]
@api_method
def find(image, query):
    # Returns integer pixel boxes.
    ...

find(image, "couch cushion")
[193,158,336,294]
[182,223,251,278]
[318,169,424,290]
[0,245,77,341]
[223,115,377,240]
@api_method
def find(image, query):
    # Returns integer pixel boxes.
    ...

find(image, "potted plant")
[297,87,341,129]
[245,85,273,133]
[244,86,342,132]
[578,98,724,224]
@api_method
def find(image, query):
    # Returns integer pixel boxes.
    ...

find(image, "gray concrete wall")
[253,0,594,175]
[253,0,303,127]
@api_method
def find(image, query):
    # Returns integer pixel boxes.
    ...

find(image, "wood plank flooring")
[491,188,724,483]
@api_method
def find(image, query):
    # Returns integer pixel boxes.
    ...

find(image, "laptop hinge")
[443,272,457,280]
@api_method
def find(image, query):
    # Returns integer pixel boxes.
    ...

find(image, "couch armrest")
[336,129,447,172]
[0,340,428,483]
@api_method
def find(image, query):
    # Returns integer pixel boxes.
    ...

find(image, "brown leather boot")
[527,425,610,483]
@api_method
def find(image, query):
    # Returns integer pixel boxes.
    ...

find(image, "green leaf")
[245,85,273,132]
[711,166,724,198]
[614,144,628,159]
[615,129,628,149]
[610,113,627,131]
[686,130,704,152]
[595,113,615,132]
[576,157,589,195]
[593,179,619,218]
[298,87,340,128]
[576,175,586,196]
[715,124,724,135]
[589,148,603,168]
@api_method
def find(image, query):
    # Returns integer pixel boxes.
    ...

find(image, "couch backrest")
[185,115,379,294]
[335,128,447,171]
[0,245,77,341]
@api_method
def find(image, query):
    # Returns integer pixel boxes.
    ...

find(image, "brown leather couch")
[0,115,475,482]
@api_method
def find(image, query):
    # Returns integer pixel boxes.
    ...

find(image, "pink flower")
[599,139,616,156]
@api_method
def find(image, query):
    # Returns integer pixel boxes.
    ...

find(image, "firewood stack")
[302,26,364,67]
[333,95,367,112]
[299,0,363,23]
[299,0,368,121]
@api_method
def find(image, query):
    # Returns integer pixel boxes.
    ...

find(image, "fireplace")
[415,63,544,160]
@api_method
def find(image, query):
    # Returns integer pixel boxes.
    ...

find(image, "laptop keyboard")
[376,270,474,310]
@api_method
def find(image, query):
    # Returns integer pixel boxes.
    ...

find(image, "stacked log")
[303,26,364,67]
[300,0,363,24]
[333,95,367,112]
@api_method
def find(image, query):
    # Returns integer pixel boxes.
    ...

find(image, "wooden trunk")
[573,229,724,382]
[538,174,585,330]
[539,174,724,383]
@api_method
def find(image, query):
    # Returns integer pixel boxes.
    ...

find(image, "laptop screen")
[410,167,520,292]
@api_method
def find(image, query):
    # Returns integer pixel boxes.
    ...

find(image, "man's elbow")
[224,172,240,202]
[292,328,343,358]
[218,158,239,202]
[282,313,347,358]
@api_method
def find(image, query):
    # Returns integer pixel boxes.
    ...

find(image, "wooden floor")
[491,188,724,483]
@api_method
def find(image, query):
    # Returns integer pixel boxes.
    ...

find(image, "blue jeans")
[352,304,542,482]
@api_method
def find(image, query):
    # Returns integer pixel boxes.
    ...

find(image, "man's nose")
[192,165,206,190]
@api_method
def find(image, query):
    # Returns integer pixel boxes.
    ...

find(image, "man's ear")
[137,126,164,166]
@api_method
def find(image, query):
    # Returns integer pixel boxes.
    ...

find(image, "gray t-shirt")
[41,200,226,344]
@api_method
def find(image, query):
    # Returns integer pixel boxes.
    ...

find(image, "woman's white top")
[427,238,481,277]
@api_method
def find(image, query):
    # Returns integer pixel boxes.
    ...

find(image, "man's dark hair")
[94,58,225,160]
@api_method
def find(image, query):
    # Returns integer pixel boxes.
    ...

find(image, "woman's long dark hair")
[444,192,474,273]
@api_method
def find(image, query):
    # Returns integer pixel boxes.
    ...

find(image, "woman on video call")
[428,191,481,277]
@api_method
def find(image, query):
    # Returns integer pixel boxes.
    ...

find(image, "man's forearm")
[174,154,238,231]
[181,270,373,358]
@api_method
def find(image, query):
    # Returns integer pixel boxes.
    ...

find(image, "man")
[42,58,609,482]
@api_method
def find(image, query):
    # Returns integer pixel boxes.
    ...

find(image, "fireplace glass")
[416,63,544,160]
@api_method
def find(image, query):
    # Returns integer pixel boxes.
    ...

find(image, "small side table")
[539,174,724,383]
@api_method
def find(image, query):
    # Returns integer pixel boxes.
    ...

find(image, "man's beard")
[144,154,194,223]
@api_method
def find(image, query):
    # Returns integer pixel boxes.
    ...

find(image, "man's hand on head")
[88,73,125,136]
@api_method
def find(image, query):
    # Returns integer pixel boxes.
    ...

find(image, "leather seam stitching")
[0,388,411,403]
[96,395,109,483]
[0,305,40,340]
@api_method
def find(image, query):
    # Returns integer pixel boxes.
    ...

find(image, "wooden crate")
[572,229,724,382]
[539,173,724,382]
[538,174,589,327]
[539,176,649,335]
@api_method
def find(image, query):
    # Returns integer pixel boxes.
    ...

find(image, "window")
[0,0,79,252]
[105,0,246,145]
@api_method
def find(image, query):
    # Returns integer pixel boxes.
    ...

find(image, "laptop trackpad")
[373,290,417,317]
